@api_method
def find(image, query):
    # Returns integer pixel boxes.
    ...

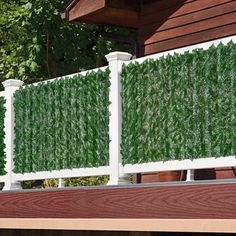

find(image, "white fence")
[1,35,236,190]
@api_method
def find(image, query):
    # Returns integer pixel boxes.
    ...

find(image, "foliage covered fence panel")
[121,42,236,165]
[14,70,110,174]
[0,36,236,190]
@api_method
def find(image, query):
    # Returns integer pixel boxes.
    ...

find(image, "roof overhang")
[63,0,140,28]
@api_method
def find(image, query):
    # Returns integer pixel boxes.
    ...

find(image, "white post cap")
[2,79,24,88]
[105,52,132,62]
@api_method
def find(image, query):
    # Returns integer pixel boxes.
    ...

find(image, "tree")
[0,0,133,84]
[0,0,96,82]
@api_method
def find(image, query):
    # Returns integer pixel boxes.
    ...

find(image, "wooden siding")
[0,182,236,219]
[139,0,236,55]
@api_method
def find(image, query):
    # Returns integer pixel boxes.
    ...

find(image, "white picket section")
[0,35,236,190]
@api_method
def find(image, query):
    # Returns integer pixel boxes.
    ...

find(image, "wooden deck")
[0,180,236,233]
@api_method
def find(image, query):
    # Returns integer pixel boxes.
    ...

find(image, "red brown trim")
[0,182,236,219]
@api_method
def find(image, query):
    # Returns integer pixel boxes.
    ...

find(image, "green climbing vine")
[0,96,6,175]
[14,69,110,173]
[121,42,236,164]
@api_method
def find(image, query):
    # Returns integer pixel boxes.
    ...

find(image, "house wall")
[138,0,236,55]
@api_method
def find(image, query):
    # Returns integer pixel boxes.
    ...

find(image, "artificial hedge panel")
[121,42,236,164]
[14,69,110,173]
[0,97,6,175]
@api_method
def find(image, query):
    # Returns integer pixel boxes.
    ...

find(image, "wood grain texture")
[139,0,236,55]
[78,7,139,28]
[142,23,236,55]
[106,0,139,11]
[68,0,105,21]
[1,219,236,233]
[142,11,236,44]
[67,0,139,28]
[0,182,236,219]
[141,0,233,24]
[141,0,195,15]
[140,1,236,36]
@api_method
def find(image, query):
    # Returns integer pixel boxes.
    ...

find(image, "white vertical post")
[2,79,24,191]
[186,169,195,182]
[58,178,65,188]
[105,52,132,185]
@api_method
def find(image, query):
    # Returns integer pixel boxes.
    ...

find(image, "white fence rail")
[0,35,236,190]
[14,166,110,182]
[31,66,108,87]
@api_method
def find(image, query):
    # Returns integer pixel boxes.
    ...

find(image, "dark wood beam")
[65,0,140,28]
[0,181,236,219]
[106,0,140,11]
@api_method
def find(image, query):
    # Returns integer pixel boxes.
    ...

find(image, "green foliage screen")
[14,69,110,173]
[121,42,236,164]
[0,97,6,175]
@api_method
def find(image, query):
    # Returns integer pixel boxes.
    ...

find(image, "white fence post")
[2,79,24,190]
[58,178,65,188]
[106,52,132,185]
[186,169,195,182]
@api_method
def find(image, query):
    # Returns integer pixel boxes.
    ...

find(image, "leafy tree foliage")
[0,0,133,84]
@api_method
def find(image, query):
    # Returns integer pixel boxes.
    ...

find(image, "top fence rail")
[27,66,108,87]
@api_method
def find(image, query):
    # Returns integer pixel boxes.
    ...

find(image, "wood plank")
[141,0,231,22]
[139,1,236,36]
[68,0,105,21]
[0,182,236,219]
[106,0,139,11]
[78,7,139,28]
[142,23,236,55]
[142,0,195,15]
[0,219,236,233]
[141,11,236,44]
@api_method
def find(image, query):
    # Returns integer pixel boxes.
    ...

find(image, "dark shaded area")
[0,230,129,236]
[0,230,235,236]
[153,233,236,236]
[194,169,216,181]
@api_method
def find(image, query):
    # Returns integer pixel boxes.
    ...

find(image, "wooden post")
[2,79,24,190]
[105,52,132,185]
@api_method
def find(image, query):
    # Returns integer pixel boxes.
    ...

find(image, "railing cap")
[105,51,132,62]
[2,79,24,88]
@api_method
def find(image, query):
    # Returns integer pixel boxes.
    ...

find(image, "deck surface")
[0,180,236,232]
[0,180,235,219]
